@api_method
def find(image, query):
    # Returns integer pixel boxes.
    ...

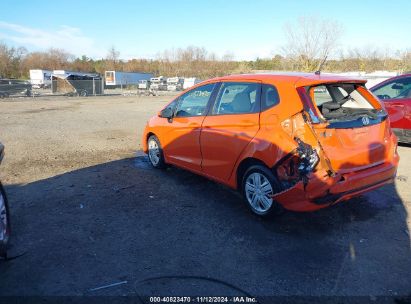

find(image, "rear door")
[200,81,261,181]
[301,83,390,173]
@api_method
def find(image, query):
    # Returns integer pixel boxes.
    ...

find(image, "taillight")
[295,137,320,174]
[276,138,320,189]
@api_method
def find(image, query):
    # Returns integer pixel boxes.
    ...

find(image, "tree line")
[1,17,410,79]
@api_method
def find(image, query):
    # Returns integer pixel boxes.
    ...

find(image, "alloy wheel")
[148,138,160,166]
[245,172,274,214]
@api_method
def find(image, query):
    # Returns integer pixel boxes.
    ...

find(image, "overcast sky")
[0,0,410,60]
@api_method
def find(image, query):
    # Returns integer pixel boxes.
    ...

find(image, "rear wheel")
[0,182,10,258]
[242,165,282,216]
[147,135,166,169]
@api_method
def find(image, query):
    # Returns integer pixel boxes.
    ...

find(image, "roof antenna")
[315,55,328,75]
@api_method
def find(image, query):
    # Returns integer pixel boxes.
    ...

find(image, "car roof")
[369,73,411,90]
[387,73,411,79]
[205,72,367,87]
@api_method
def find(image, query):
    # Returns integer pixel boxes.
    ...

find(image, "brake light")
[276,138,320,189]
[295,137,320,174]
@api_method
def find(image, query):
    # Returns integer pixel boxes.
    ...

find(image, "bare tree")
[282,16,343,72]
[106,46,120,70]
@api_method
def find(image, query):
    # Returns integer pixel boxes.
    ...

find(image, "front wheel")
[242,165,282,217]
[0,182,10,258]
[147,135,166,169]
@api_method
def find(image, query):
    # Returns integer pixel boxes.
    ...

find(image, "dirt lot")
[0,95,410,299]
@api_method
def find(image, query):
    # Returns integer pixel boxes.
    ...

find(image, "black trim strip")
[326,112,387,129]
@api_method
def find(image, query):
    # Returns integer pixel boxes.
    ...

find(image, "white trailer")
[105,71,153,87]
[29,69,52,88]
[183,77,201,90]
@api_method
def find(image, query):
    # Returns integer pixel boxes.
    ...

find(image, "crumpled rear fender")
[272,168,340,211]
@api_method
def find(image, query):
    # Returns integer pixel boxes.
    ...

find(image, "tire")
[241,165,283,217]
[26,89,32,97]
[147,135,166,169]
[0,182,10,258]
[79,90,88,97]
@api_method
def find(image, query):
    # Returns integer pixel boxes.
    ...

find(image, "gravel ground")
[0,95,410,300]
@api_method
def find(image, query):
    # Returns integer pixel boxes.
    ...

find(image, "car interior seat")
[231,92,251,113]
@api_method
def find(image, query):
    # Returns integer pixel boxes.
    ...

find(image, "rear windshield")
[310,83,382,122]
[313,84,374,109]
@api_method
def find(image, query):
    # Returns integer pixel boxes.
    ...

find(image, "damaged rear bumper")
[272,160,398,212]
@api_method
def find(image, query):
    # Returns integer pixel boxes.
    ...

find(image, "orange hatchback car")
[142,73,399,216]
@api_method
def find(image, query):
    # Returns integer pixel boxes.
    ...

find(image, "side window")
[163,99,178,113]
[372,78,411,100]
[313,85,333,106]
[175,83,215,117]
[261,84,280,110]
[212,82,260,115]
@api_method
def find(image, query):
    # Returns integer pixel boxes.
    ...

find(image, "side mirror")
[159,107,174,119]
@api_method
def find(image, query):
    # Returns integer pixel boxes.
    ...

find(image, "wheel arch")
[236,157,271,191]
[143,132,157,153]
[146,132,156,142]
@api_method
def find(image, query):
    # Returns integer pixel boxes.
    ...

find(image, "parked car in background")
[142,73,399,216]
[0,142,10,258]
[0,79,32,98]
[370,74,411,143]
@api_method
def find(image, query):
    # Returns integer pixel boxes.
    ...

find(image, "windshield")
[372,77,411,100]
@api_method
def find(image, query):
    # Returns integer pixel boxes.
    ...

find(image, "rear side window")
[212,82,260,115]
[261,84,280,110]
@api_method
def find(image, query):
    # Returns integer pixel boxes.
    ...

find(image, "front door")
[162,83,217,172]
